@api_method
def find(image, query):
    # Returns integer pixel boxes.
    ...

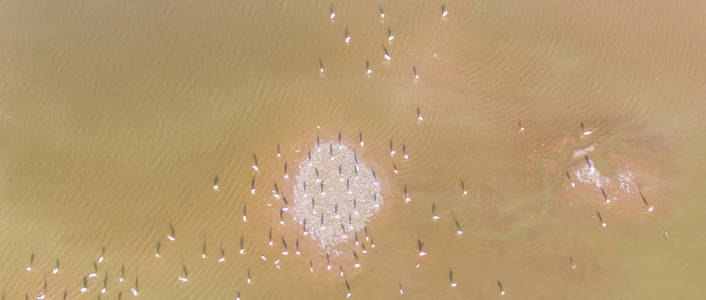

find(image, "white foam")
[574,164,611,189]
[572,144,595,158]
[618,169,634,193]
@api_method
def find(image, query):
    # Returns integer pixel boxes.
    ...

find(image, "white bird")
[119,266,125,283]
[418,239,427,256]
[404,184,411,203]
[581,121,592,136]
[98,248,105,263]
[26,253,34,272]
[178,265,189,282]
[81,277,89,293]
[167,225,176,241]
[52,259,60,274]
[132,277,140,296]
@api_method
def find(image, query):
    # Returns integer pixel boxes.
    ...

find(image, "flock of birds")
[319,3,439,124]
[10,3,662,299]
[14,123,657,299]
[320,3,443,78]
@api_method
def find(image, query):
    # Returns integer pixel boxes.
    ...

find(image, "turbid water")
[1,0,706,299]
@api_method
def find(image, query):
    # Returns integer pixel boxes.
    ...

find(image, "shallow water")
[1,0,706,299]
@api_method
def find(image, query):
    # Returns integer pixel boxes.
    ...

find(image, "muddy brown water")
[1,0,705,299]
